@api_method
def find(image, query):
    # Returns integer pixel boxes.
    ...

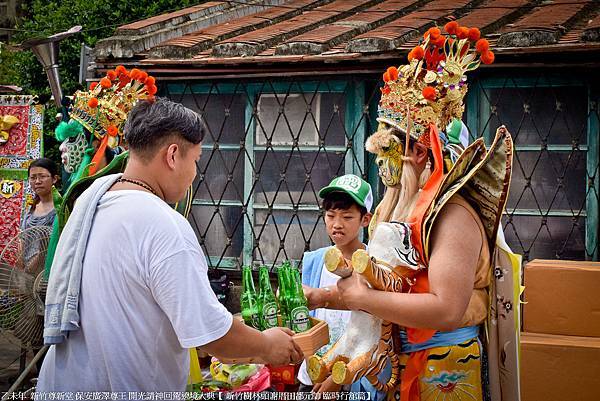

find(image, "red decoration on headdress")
[117,65,130,87]
[481,50,495,64]
[145,76,156,86]
[422,86,436,101]
[88,98,98,108]
[100,78,112,89]
[106,70,117,80]
[468,27,481,41]
[90,82,98,90]
[457,26,469,39]
[129,68,142,80]
[387,66,399,81]
[147,85,158,95]
[444,21,458,35]
[383,71,391,82]
[476,39,490,53]
[425,47,445,71]
[429,27,441,40]
[138,71,148,83]
[412,46,424,60]
[118,75,131,89]
[107,125,118,137]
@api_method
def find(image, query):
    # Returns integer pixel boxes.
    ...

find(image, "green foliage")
[0,0,199,162]
[0,43,19,85]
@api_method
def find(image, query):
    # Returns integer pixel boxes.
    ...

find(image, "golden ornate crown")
[377,22,494,148]
[69,66,157,149]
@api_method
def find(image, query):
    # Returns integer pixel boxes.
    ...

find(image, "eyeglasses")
[29,174,52,182]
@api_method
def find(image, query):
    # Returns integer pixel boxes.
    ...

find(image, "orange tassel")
[88,135,109,176]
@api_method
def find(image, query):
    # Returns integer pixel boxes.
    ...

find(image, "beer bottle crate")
[217,315,329,365]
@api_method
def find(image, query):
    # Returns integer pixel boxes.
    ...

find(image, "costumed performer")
[305,23,520,401]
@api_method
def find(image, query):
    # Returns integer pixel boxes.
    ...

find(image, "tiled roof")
[94,0,600,65]
[0,85,22,93]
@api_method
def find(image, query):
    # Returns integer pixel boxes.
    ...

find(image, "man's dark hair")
[322,191,368,216]
[28,157,58,177]
[124,97,206,159]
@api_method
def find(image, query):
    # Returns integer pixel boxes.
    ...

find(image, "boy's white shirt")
[297,260,352,386]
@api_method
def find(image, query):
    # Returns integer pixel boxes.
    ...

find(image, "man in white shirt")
[38,98,302,393]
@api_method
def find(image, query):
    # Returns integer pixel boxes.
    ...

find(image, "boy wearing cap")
[297,174,374,393]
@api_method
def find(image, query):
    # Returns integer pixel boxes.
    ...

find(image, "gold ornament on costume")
[424,70,437,84]
[69,66,157,149]
[416,107,437,126]
[0,114,19,144]
[377,23,494,148]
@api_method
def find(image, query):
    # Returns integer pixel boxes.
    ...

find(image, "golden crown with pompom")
[69,66,157,149]
[377,22,495,148]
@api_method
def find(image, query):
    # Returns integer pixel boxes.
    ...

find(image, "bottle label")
[262,302,278,329]
[251,314,261,329]
[242,310,261,330]
[290,306,310,333]
[249,313,261,329]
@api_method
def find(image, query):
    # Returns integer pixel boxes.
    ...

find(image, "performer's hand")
[313,376,342,393]
[260,327,304,366]
[496,124,510,136]
[336,272,370,311]
[303,284,326,310]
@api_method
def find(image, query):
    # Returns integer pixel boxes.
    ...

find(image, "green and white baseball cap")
[318,174,374,212]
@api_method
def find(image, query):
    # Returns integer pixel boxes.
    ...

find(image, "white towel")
[43,173,122,344]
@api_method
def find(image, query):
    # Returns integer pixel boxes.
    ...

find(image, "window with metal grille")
[164,73,598,269]
[467,74,599,261]
[165,79,376,269]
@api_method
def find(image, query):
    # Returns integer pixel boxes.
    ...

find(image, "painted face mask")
[375,138,404,188]
[59,132,88,173]
[55,120,90,174]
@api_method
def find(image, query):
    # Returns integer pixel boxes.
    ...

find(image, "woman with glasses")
[19,158,59,373]
[22,158,59,231]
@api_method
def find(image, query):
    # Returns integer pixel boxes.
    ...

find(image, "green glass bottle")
[240,266,261,329]
[277,265,288,329]
[289,266,312,333]
[258,266,279,329]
